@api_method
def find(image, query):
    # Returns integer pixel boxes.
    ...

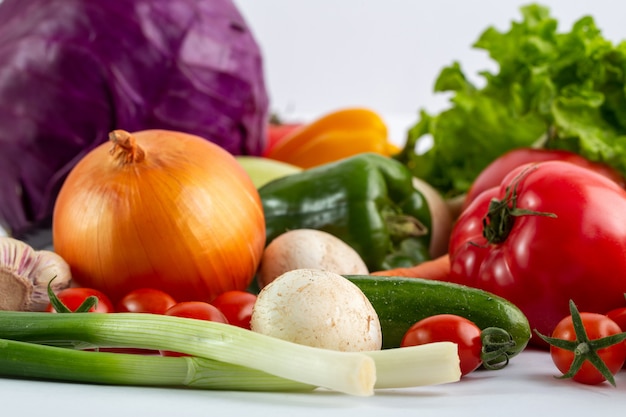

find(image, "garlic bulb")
[0,237,72,311]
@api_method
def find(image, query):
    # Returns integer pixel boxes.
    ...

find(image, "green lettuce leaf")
[397,3,626,196]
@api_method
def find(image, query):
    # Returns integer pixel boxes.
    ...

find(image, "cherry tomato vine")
[535,300,626,386]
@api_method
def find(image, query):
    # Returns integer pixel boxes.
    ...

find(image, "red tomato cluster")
[449,158,626,346]
[443,148,626,385]
[400,307,626,385]
[46,287,257,357]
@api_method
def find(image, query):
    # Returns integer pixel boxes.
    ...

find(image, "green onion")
[0,338,315,391]
[0,311,460,394]
[0,311,374,396]
[364,342,460,388]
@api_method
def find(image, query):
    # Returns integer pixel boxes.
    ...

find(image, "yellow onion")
[52,129,265,303]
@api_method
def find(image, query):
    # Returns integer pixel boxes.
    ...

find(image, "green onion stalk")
[0,312,460,395]
[0,338,314,391]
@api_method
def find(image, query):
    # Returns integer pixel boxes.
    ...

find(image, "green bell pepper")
[258,153,432,271]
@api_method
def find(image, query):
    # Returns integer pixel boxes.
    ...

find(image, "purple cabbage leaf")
[0,0,268,238]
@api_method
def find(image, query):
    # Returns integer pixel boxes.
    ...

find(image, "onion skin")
[52,129,265,303]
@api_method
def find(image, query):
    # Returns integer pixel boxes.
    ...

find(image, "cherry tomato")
[164,301,229,322]
[605,307,626,369]
[401,314,482,376]
[46,287,115,313]
[211,290,257,329]
[161,301,229,357]
[606,307,626,332]
[116,288,177,314]
[107,288,176,355]
[263,123,303,156]
[549,312,626,385]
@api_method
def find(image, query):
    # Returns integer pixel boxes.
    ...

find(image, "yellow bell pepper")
[265,108,399,169]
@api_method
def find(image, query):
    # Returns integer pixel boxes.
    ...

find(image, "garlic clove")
[0,237,72,311]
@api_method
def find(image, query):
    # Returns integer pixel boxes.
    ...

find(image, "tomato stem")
[382,208,428,240]
[47,278,98,313]
[480,327,516,370]
[482,165,557,244]
[575,343,590,356]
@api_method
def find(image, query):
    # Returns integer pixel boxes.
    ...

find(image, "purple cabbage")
[0,0,268,237]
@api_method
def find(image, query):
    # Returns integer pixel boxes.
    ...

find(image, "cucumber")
[345,275,531,356]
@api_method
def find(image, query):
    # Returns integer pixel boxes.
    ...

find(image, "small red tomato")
[606,307,626,368]
[211,290,257,329]
[263,123,303,156]
[549,312,626,385]
[401,314,482,376]
[606,307,626,332]
[161,301,229,357]
[116,288,177,314]
[46,288,115,313]
[164,301,229,322]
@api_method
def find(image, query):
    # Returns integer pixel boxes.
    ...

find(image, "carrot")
[371,254,451,281]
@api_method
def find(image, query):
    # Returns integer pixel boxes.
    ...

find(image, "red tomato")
[549,312,626,385]
[46,287,115,313]
[164,301,229,322]
[463,148,626,210]
[606,307,626,369]
[161,301,229,357]
[401,314,482,376]
[263,123,303,156]
[107,288,176,355]
[210,290,257,329]
[606,307,626,331]
[449,161,626,346]
[116,288,177,314]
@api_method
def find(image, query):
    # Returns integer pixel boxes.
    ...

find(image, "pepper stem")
[384,212,428,240]
[109,130,146,164]
[385,214,428,238]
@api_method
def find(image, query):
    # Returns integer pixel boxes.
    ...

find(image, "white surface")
[3,349,626,416]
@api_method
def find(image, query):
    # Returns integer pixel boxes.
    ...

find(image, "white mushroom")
[251,268,382,352]
[256,228,369,289]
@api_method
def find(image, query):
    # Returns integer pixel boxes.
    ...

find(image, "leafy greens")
[396,3,626,196]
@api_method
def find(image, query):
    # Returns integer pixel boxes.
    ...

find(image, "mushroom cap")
[251,268,382,352]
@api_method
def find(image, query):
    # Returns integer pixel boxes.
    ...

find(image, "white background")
[234,0,626,143]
